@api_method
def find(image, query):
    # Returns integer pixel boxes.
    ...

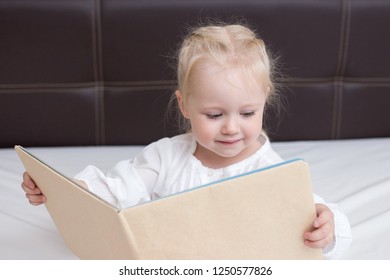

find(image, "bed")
[1,0,390,260]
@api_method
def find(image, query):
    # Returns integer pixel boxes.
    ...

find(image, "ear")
[266,86,271,96]
[175,90,190,119]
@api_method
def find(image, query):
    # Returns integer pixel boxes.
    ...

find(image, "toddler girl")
[22,23,352,259]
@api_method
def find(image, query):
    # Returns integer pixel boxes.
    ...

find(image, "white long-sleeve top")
[74,133,352,259]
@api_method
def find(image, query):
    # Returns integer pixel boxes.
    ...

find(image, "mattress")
[1,137,389,260]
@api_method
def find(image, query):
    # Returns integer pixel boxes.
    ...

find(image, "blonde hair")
[172,23,279,132]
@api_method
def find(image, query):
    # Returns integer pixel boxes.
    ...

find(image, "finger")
[304,237,330,249]
[21,182,42,195]
[26,193,46,205]
[304,226,333,249]
[305,223,331,242]
[314,204,333,228]
[22,172,36,189]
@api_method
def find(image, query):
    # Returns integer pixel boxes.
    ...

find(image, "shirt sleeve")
[313,194,353,259]
[74,140,169,209]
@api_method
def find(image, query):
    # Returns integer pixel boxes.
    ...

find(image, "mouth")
[216,139,242,146]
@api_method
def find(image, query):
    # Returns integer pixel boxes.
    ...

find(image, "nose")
[221,116,240,135]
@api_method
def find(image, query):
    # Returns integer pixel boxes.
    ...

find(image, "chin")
[215,150,244,159]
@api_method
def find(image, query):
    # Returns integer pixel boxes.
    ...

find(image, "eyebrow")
[200,103,263,112]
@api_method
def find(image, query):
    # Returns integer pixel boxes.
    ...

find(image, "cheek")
[190,117,216,139]
[191,116,210,132]
[245,114,264,135]
[256,113,264,128]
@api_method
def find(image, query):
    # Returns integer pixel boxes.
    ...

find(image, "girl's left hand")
[304,203,335,249]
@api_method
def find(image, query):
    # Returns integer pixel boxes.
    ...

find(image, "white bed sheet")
[1,138,389,259]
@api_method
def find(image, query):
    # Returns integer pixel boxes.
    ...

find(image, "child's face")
[177,64,268,168]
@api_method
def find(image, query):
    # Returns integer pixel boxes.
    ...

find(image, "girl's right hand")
[21,172,46,206]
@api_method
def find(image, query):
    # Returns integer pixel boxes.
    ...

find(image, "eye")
[241,111,256,118]
[206,113,222,120]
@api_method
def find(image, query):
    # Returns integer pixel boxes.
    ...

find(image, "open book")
[15,145,323,260]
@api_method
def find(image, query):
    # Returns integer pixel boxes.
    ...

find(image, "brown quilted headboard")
[1,0,390,147]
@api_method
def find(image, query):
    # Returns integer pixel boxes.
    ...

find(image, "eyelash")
[206,114,222,120]
[241,111,256,118]
[205,111,256,120]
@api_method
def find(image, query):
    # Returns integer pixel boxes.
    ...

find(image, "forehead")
[186,63,267,110]
[188,61,266,97]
